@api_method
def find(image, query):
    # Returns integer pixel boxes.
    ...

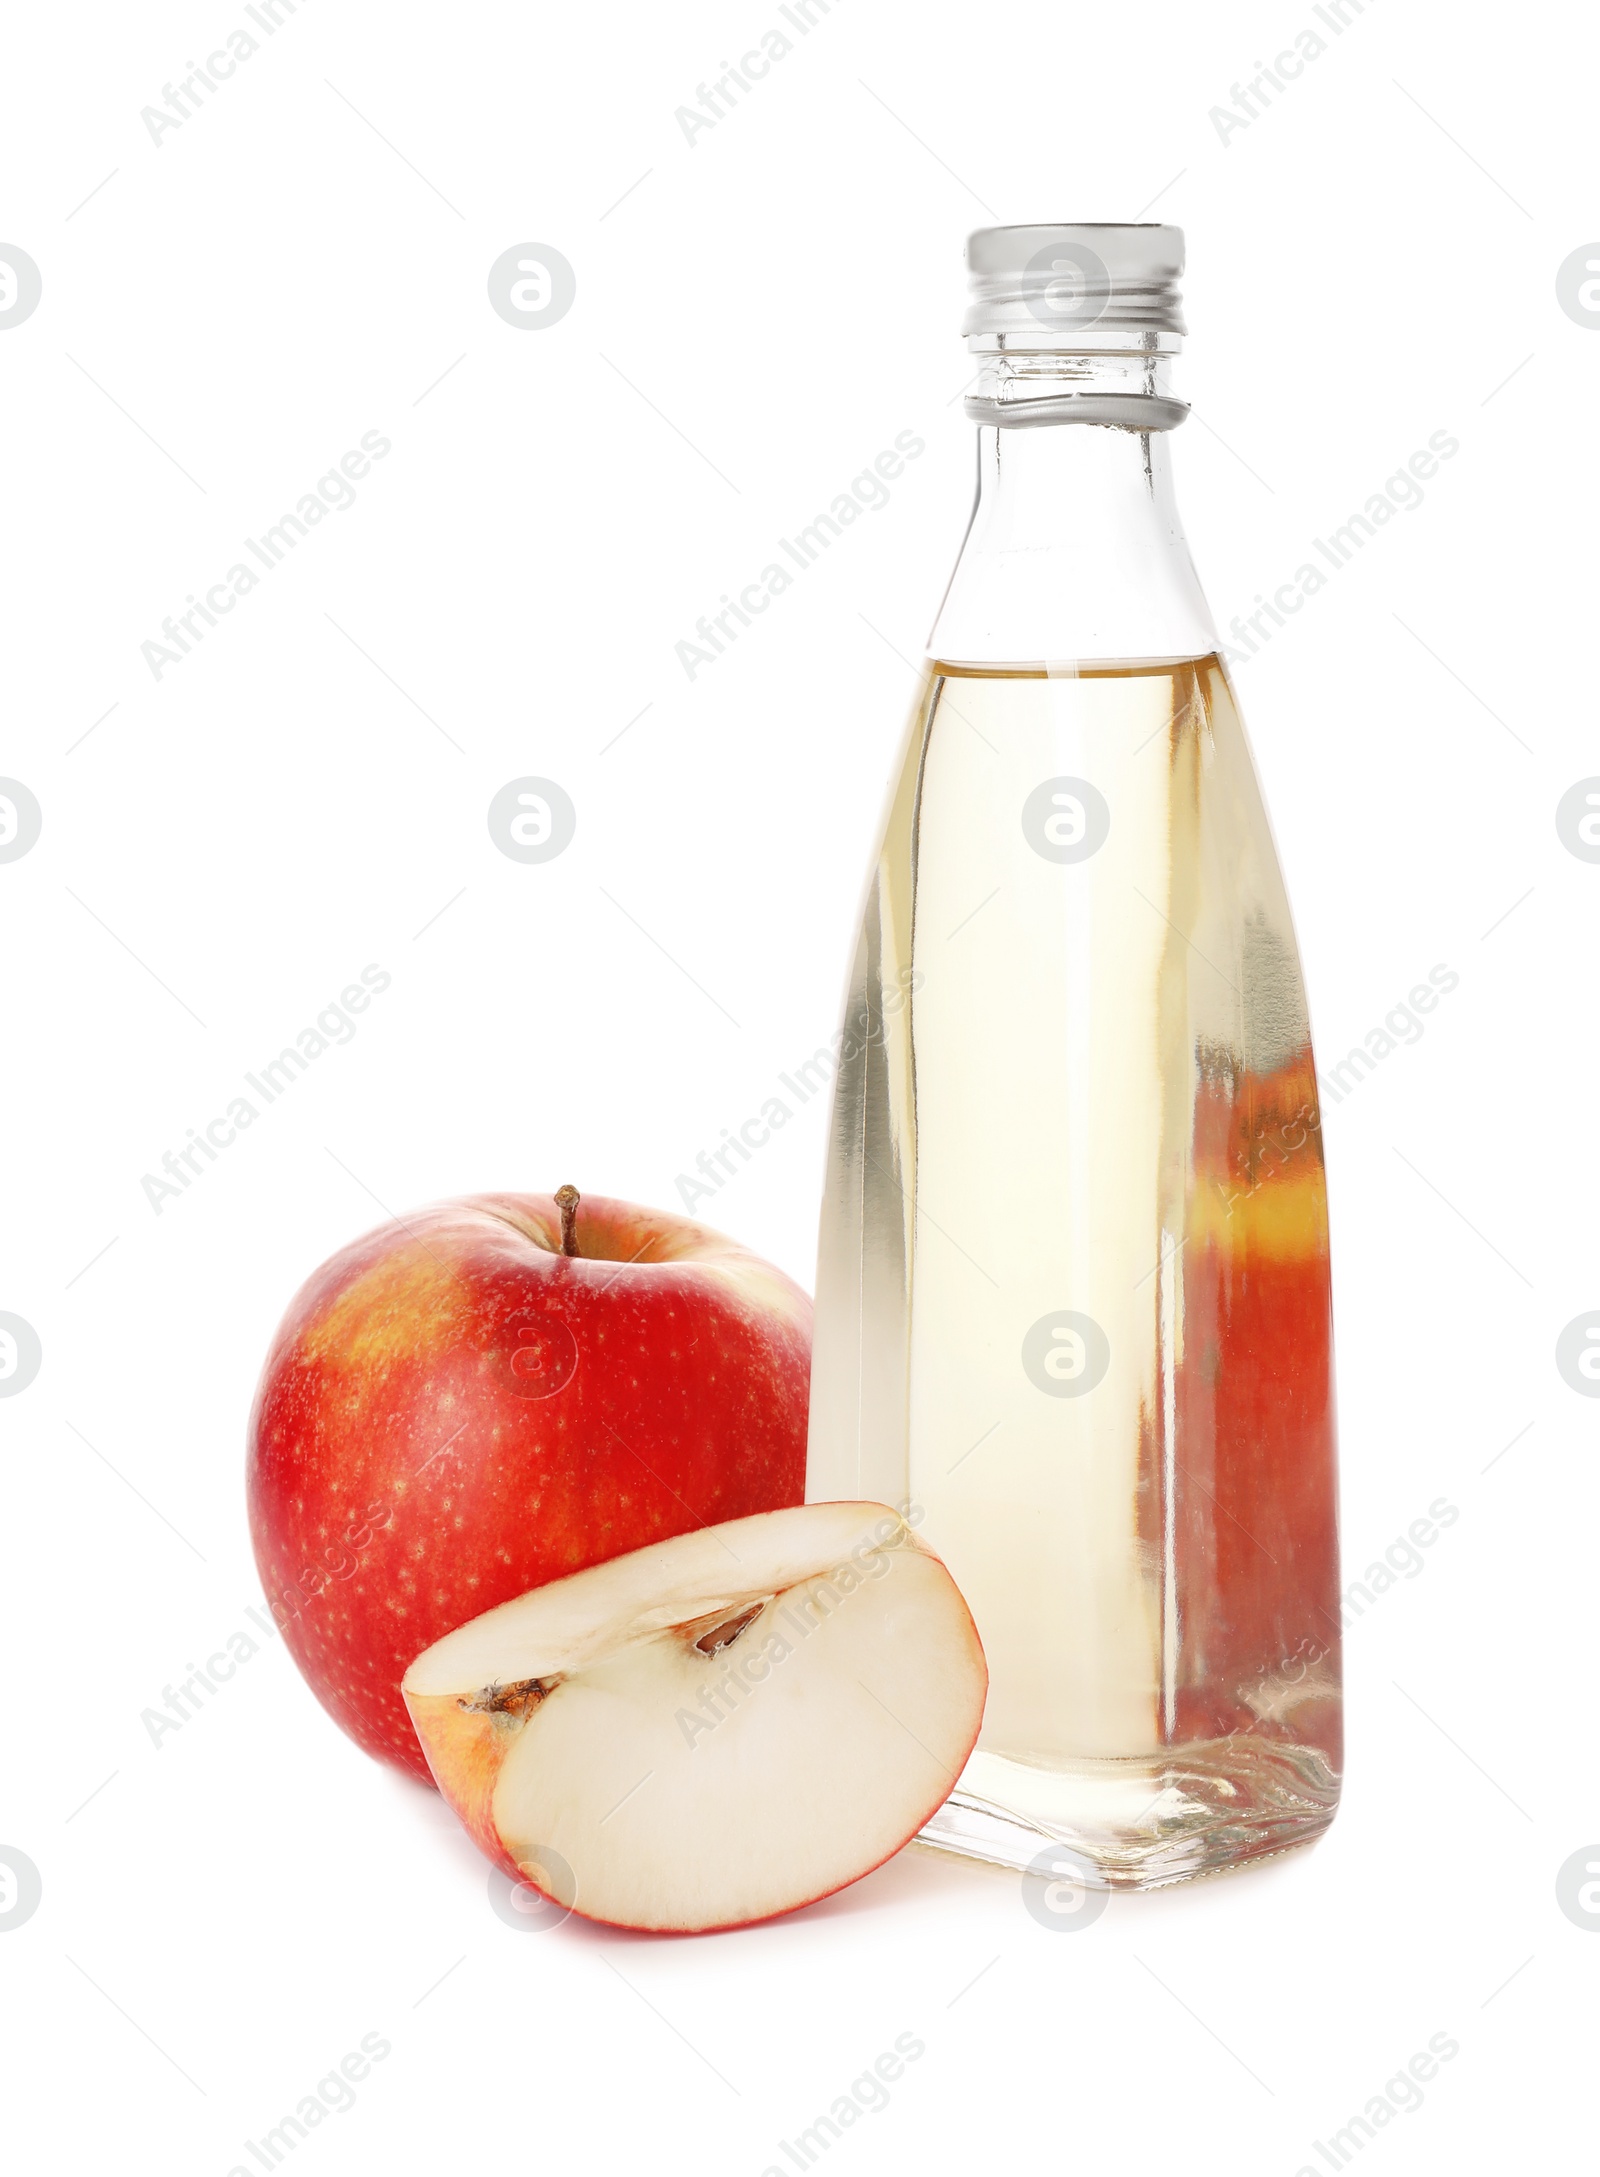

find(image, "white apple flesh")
[403,1502,987,1933]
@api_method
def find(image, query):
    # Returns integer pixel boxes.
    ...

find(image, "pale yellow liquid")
[807,657,1341,1885]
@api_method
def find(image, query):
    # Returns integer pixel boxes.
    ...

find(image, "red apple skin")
[246,1192,811,1782]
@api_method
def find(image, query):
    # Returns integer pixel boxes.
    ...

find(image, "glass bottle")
[806,225,1341,1888]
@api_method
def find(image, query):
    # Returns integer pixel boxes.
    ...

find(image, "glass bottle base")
[917,1739,1340,1891]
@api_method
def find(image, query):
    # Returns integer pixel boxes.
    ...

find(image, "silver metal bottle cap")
[963,223,1186,348]
[963,224,1188,429]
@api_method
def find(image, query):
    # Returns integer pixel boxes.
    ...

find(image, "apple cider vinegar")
[807,228,1341,1886]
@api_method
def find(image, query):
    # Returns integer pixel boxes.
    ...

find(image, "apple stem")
[555,1184,581,1258]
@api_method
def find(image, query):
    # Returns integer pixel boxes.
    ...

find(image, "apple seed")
[691,1602,767,1658]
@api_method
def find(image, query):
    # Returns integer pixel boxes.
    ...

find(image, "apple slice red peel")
[403,1502,988,1933]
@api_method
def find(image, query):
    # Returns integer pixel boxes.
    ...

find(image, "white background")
[1,0,1594,2169]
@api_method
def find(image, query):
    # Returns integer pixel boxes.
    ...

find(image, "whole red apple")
[247,1189,811,1781]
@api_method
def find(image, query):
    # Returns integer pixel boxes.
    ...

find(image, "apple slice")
[402,1502,986,1933]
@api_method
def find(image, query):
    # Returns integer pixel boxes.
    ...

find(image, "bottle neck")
[926,349,1218,670]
